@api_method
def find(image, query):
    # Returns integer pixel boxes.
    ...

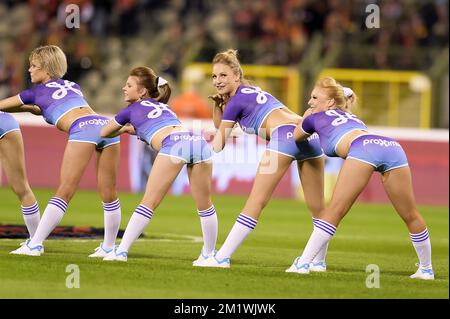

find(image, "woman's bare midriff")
[56,106,97,132]
[335,129,370,158]
[260,107,300,140]
[150,125,188,151]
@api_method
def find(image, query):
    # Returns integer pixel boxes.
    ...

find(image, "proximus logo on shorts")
[172,134,204,142]
[286,132,319,141]
[78,118,109,128]
[363,138,400,147]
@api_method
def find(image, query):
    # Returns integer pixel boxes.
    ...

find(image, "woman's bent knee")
[98,188,118,203]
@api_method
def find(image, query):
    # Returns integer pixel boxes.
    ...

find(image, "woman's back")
[19,78,96,132]
[222,85,293,139]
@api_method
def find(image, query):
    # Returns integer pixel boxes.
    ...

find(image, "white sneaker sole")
[10,248,42,256]
[410,275,435,280]
[103,257,127,262]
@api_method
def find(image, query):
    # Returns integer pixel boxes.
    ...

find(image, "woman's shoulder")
[44,78,79,87]
[140,97,161,105]
[306,110,324,118]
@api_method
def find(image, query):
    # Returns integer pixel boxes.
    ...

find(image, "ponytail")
[129,67,172,103]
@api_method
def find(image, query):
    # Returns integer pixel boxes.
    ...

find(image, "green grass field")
[0,187,448,299]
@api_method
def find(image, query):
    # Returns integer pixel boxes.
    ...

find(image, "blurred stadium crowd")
[0,0,448,123]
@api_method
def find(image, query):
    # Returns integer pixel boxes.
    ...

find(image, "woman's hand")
[121,123,135,135]
[26,105,42,115]
[293,117,309,141]
[208,94,227,110]
[1,103,41,115]
[209,94,228,129]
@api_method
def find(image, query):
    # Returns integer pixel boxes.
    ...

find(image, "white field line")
[0,233,203,243]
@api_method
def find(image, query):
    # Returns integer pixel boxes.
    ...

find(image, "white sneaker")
[88,243,115,258]
[410,264,435,280]
[20,239,44,253]
[10,240,43,256]
[193,255,230,268]
[286,256,310,274]
[103,247,128,262]
[192,249,217,266]
[310,261,327,272]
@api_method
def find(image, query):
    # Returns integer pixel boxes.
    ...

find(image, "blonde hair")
[130,66,171,104]
[212,49,251,86]
[29,45,67,79]
[314,77,358,112]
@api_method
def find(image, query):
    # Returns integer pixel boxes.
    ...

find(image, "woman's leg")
[187,160,217,258]
[95,144,121,250]
[211,151,294,264]
[382,167,433,274]
[381,167,426,233]
[288,159,374,272]
[297,157,327,266]
[0,131,40,237]
[29,142,95,246]
[115,155,185,254]
[298,157,325,216]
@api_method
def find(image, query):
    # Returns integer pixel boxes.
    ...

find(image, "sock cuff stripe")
[410,229,429,242]
[135,205,153,219]
[48,202,67,212]
[411,235,429,243]
[313,219,336,232]
[197,205,215,214]
[22,202,39,214]
[103,198,120,208]
[103,202,121,211]
[237,213,257,229]
[137,204,153,213]
[199,210,216,218]
[410,228,428,238]
[313,218,336,229]
[48,197,68,212]
[22,210,39,216]
[236,218,256,230]
[410,231,429,242]
[238,213,257,224]
[314,223,336,236]
[21,202,39,210]
[198,208,215,217]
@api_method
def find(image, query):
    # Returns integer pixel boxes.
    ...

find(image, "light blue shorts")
[68,115,120,149]
[267,124,324,161]
[347,134,409,173]
[0,112,20,139]
[159,132,213,165]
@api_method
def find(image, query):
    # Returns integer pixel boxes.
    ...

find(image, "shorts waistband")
[161,131,191,143]
[69,114,109,132]
[350,134,399,148]
[352,133,393,142]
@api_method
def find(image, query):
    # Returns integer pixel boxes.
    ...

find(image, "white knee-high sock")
[22,202,40,238]
[410,228,432,268]
[215,213,257,261]
[103,199,121,249]
[198,205,218,255]
[117,204,153,253]
[29,197,67,246]
[297,219,336,265]
[311,217,329,263]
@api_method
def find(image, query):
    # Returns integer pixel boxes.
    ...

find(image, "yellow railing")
[317,69,432,128]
